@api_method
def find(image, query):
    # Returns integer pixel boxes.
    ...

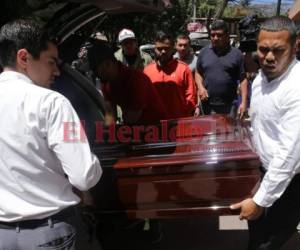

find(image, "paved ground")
[95,215,300,250]
[152,216,300,250]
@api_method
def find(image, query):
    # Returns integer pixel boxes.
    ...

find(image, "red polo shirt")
[143,59,197,119]
[102,64,167,124]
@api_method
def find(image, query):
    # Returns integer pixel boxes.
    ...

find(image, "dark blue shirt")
[197,44,245,105]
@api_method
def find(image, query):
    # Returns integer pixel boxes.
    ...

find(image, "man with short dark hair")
[174,34,197,73]
[87,39,166,124]
[174,34,203,116]
[0,19,102,249]
[196,19,248,119]
[114,28,152,70]
[144,31,197,119]
[231,16,300,250]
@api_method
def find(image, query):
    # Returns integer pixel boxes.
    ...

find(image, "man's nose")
[53,65,60,76]
[265,51,275,62]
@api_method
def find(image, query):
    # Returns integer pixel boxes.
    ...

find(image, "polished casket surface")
[91,115,260,219]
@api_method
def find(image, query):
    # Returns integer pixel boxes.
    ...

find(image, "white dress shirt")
[0,71,102,222]
[250,59,300,207]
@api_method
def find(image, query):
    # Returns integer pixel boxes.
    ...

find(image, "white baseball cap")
[118,28,136,43]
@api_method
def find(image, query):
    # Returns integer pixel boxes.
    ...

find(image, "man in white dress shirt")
[231,16,300,250]
[0,20,102,249]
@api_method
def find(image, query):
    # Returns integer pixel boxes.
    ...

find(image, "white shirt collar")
[0,70,34,85]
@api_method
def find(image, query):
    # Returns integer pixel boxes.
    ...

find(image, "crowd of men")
[0,14,299,250]
[89,21,250,125]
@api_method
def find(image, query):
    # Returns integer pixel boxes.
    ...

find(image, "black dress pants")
[247,174,300,250]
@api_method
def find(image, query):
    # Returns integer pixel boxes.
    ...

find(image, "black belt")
[0,206,77,229]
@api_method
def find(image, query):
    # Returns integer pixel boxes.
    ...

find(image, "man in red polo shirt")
[143,31,197,119]
[87,39,167,124]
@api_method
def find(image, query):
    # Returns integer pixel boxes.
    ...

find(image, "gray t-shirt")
[174,52,197,73]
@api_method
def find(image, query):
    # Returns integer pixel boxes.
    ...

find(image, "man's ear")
[16,49,29,69]
[293,42,297,54]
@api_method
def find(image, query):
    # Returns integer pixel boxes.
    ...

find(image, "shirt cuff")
[253,186,273,208]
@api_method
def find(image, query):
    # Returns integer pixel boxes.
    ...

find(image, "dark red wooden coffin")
[90,115,261,219]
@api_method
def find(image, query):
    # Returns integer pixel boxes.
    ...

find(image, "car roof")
[45,1,164,61]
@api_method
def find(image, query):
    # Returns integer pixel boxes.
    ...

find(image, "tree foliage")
[198,0,217,18]
[99,0,197,45]
[239,0,252,7]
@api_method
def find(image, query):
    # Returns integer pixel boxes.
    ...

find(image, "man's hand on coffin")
[230,198,264,220]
